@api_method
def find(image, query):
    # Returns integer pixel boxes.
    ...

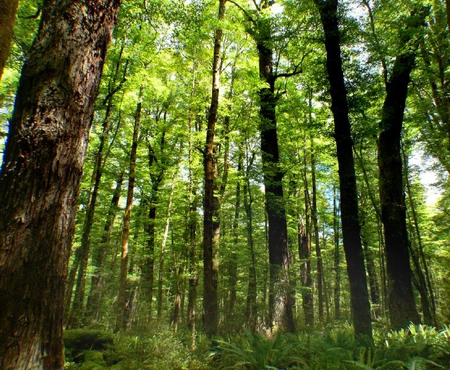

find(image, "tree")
[377,6,428,329]
[116,88,142,332]
[203,0,226,337]
[313,0,373,340]
[0,0,19,82]
[0,1,120,368]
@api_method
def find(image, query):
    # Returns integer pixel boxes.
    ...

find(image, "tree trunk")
[333,185,341,319]
[243,155,258,331]
[140,129,166,324]
[157,179,176,319]
[0,0,19,82]
[255,11,295,335]
[0,1,119,368]
[68,48,127,327]
[228,154,242,319]
[311,143,324,322]
[300,146,314,327]
[85,170,124,321]
[116,93,141,332]
[203,0,226,337]
[377,7,428,329]
[313,0,372,340]
[402,146,437,326]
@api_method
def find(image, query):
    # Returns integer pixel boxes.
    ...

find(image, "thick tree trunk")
[116,95,141,332]
[0,1,119,368]
[203,0,226,337]
[0,0,19,82]
[314,0,372,340]
[256,14,295,334]
[378,7,427,329]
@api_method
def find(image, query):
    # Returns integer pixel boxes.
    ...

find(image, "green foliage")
[107,328,207,370]
[208,325,450,370]
[209,329,308,369]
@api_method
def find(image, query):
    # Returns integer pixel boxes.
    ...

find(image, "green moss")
[64,329,114,362]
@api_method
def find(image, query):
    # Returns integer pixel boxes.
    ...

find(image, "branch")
[274,51,311,80]
[228,0,256,24]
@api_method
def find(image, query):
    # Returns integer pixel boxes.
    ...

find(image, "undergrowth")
[64,324,450,369]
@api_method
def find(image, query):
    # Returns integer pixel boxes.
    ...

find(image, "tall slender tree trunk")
[116,92,141,332]
[203,0,226,337]
[140,129,166,324]
[157,178,176,319]
[310,143,324,322]
[402,146,437,326]
[0,0,19,82]
[243,152,258,331]
[377,7,428,329]
[333,185,341,319]
[228,155,242,319]
[313,0,372,340]
[300,146,314,327]
[85,170,124,321]
[0,2,119,368]
[68,49,127,327]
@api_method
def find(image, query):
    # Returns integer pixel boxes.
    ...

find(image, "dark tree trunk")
[0,0,19,82]
[0,1,119,368]
[140,130,165,324]
[256,14,295,334]
[203,0,226,338]
[378,7,428,329]
[313,0,372,340]
[243,160,258,331]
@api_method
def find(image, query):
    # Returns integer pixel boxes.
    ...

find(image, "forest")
[0,0,450,369]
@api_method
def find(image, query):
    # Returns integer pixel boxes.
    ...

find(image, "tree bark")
[203,0,226,338]
[378,7,428,329]
[0,0,19,82]
[0,1,119,368]
[313,0,372,340]
[255,9,295,335]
